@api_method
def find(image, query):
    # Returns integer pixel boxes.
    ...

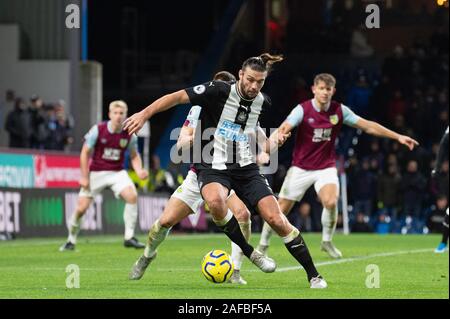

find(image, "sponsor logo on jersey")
[217,120,248,142]
[329,115,339,125]
[102,148,121,161]
[119,138,128,148]
[193,85,206,95]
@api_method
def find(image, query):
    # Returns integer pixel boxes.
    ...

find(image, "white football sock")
[282,227,300,244]
[213,209,233,226]
[124,203,138,240]
[67,212,82,244]
[259,221,274,246]
[231,218,251,271]
[144,219,170,258]
[321,206,337,242]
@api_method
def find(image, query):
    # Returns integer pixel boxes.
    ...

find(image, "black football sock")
[441,215,449,245]
[442,226,448,245]
[285,233,320,281]
[216,215,254,258]
[442,228,449,245]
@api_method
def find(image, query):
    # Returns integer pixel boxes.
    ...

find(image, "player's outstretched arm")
[266,121,293,154]
[254,126,270,165]
[353,118,419,151]
[129,149,149,180]
[79,144,92,189]
[177,126,195,151]
[124,90,190,135]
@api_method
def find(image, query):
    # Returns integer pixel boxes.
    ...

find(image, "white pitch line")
[0,248,437,274]
[272,248,435,273]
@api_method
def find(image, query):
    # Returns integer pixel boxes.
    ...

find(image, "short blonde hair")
[109,100,128,113]
[314,73,336,87]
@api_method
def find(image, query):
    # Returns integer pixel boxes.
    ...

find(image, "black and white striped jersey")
[185,80,271,170]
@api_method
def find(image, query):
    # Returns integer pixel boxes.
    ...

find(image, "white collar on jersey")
[107,121,123,134]
[312,98,331,113]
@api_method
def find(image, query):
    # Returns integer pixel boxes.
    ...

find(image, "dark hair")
[213,71,236,83]
[241,53,284,74]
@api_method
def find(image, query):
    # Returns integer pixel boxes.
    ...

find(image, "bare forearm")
[142,91,188,119]
[177,126,194,151]
[364,121,401,140]
[131,154,144,172]
[266,130,279,154]
[266,122,293,154]
[80,151,90,179]
[255,127,272,154]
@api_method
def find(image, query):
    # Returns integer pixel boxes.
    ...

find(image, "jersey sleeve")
[285,104,304,127]
[185,81,222,109]
[342,105,361,126]
[84,125,99,149]
[184,105,202,128]
[127,134,138,152]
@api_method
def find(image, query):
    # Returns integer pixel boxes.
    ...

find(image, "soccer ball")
[201,250,234,283]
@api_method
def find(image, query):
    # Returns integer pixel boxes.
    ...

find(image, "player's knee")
[206,197,226,213]
[128,194,138,204]
[125,191,138,204]
[323,197,337,210]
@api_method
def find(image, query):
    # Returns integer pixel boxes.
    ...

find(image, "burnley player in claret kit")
[257,73,419,259]
[60,100,148,251]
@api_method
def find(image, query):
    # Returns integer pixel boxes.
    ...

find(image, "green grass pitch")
[0,233,448,299]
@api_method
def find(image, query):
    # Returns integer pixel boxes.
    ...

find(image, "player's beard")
[238,81,256,100]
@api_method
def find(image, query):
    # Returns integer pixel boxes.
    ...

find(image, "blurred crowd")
[0,91,74,151]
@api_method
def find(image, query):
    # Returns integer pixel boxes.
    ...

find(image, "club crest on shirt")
[119,138,128,148]
[329,114,339,125]
[101,138,107,144]
[237,110,248,123]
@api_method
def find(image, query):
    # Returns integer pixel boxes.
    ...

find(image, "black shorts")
[196,164,274,214]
